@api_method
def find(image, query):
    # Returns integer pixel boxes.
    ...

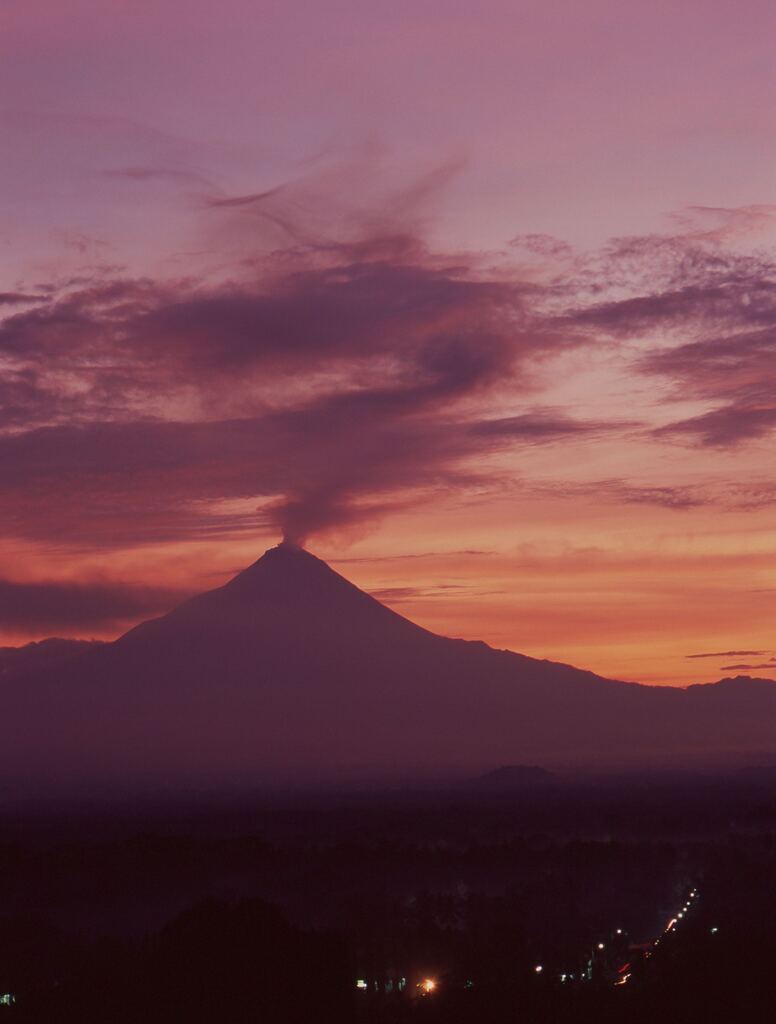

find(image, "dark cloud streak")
[0,578,184,632]
[686,651,768,659]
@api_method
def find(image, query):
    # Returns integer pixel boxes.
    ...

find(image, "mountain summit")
[121,542,429,648]
[2,546,776,791]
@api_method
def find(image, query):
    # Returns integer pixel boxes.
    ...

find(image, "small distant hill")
[476,765,555,788]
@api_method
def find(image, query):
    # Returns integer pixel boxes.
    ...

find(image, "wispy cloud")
[686,651,769,659]
[719,663,776,672]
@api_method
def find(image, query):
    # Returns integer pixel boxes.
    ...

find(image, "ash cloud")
[0,172,605,549]
[3,184,775,555]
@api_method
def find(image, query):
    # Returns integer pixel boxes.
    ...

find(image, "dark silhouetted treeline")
[0,772,775,1021]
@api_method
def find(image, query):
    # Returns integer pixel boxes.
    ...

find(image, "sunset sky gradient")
[2,0,776,685]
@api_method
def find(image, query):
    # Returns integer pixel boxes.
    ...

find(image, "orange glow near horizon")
[3,0,776,701]
[5,488,776,690]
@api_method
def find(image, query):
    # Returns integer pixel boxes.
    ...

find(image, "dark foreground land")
[0,769,775,1023]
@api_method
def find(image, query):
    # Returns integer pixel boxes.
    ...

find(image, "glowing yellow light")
[420,978,437,994]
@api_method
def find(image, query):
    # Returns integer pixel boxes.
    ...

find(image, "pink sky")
[2,0,776,685]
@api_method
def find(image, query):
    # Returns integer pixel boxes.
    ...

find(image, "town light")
[420,978,437,994]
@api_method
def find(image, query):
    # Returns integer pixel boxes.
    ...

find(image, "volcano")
[3,543,776,791]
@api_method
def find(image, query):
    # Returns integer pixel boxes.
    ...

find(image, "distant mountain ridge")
[1,543,775,792]
[0,638,103,681]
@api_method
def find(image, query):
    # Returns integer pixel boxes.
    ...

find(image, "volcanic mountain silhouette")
[3,543,776,791]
